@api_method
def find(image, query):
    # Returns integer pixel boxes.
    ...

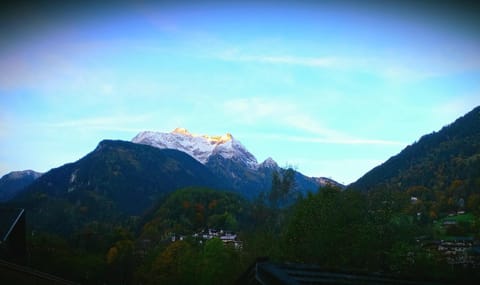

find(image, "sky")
[1,0,479,184]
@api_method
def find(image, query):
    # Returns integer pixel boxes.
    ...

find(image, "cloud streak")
[223,97,405,146]
[219,53,343,68]
[243,132,405,146]
[284,135,405,146]
[41,114,152,133]
[216,46,480,82]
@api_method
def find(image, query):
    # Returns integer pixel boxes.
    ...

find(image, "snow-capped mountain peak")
[172,127,191,136]
[5,170,42,180]
[171,127,233,144]
[132,128,258,169]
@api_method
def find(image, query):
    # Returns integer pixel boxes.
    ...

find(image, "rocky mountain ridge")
[132,128,260,169]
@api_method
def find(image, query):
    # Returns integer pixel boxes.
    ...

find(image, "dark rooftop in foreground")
[237,258,448,285]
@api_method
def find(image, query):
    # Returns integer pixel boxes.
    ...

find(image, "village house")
[172,228,243,249]
[437,237,479,267]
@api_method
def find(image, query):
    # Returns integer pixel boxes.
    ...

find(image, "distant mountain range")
[133,128,339,198]
[3,103,479,213]
[1,105,479,240]
[1,129,339,235]
[1,129,339,206]
[351,105,480,193]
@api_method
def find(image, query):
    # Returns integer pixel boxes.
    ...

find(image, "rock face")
[132,128,258,169]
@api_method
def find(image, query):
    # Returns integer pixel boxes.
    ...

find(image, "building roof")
[237,259,446,285]
[0,208,25,242]
[443,236,474,242]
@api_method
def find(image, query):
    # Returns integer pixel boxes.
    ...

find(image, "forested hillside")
[8,140,225,235]
[7,184,480,284]
[352,106,480,192]
[351,106,480,218]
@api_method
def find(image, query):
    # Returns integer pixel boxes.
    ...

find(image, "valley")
[1,106,480,284]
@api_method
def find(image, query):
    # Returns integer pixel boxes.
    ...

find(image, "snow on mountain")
[313,177,345,188]
[259,157,279,169]
[132,128,259,169]
[4,170,42,180]
[0,169,42,202]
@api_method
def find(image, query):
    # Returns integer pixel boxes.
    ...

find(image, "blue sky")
[1,1,479,184]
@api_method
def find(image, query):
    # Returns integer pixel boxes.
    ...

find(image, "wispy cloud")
[286,135,404,146]
[223,97,295,122]
[281,114,345,141]
[242,132,405,146]
[42,114,152,133]
[215,45,480,82]
[0,51,108,93]
[219,53,344,68]
[223,97,405,146]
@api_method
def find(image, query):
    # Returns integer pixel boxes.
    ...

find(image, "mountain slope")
[0,170,42,202]
[13,140,226,233]
[351,106,480,192]
[132,128,340,197]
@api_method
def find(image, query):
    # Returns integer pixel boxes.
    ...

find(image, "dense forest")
[352,106,480,196]
[21,172,480,284]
